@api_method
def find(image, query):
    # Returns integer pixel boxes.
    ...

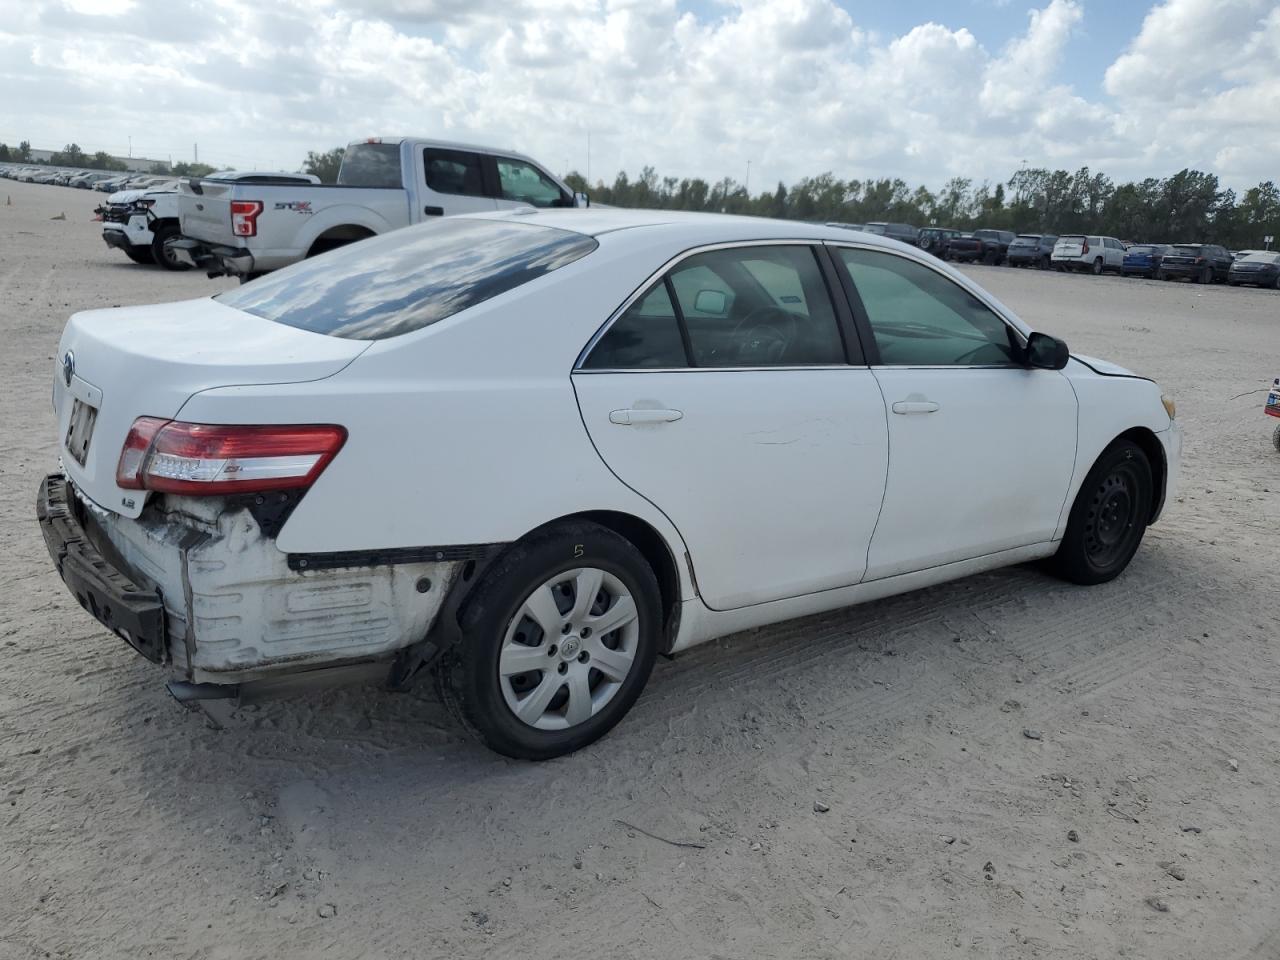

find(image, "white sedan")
[39,210,1181,758]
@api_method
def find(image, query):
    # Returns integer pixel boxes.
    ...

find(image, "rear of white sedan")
[39,210,1180,759]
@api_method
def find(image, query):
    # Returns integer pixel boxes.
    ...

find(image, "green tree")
[0,143,10,162]
[17,140,31,162]
[303,147,345,184]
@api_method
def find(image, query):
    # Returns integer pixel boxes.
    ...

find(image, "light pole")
[745,160,751,195]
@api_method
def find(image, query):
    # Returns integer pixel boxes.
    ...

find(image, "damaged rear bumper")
[36,474,468,689]
[167,238,256,277]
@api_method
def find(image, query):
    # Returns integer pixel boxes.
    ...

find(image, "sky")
[0,0,1277,192]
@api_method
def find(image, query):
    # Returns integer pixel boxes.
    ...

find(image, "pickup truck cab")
[175,137,586,278]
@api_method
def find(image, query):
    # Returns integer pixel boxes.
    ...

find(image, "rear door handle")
[891,400,940,415]
[609,408,683,425]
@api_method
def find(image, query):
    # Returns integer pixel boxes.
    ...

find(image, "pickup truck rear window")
[337,143,402,188]
[215,219,598,340]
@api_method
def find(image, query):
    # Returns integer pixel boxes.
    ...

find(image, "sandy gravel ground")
[2,178,1280,960]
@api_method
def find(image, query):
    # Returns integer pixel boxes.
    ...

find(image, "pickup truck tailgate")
[179,179,237,245]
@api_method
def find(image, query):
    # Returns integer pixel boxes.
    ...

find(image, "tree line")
[561,166,1280,250]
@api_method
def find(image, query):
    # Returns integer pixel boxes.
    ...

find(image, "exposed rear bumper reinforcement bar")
[166,661,392,705]
[167,237,256,277]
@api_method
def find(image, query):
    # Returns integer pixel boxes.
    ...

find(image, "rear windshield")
[337,142,402,188]
[861,223,888,235]
[1012,235,1040,242]
[1242,252,1280,263]
[215,219,598,340]
[1171,245,1203,255]
[1127,245,1154,254]
[1058,235,1086,242]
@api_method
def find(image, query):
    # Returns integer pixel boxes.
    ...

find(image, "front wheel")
[436,521,661,759]
[1049,440,1153,585]
[123,246,154,265]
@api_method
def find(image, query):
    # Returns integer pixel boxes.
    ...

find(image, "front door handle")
[891,400,940,415]
[609,408,683,425]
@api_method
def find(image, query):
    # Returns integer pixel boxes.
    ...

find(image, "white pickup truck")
[101,171,318,270]
[174,137,587,279]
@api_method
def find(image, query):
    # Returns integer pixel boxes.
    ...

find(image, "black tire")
[1050,440,1153,585]
[1090,257,1103,276]
[435,521,661,760]
[151,223,191,271]
[1198,265,1212,285]
[1039,255,1050,271]
[1273,422,1280,453]
[1274,274,1280,291]
[123,246,154,265]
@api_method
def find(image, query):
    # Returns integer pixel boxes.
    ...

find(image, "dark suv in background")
[948,229,1016,265]
[917,227,963,259]
[1005,234,1058,269]
[1159,244,1233,283]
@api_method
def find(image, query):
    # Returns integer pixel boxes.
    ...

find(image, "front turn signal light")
[1161,395,1176,420]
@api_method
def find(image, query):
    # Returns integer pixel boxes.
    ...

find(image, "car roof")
[462,207,924,250]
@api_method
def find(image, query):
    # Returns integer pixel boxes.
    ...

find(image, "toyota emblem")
[62,350,75,388]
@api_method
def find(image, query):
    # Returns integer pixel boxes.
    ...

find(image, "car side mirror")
[574,191,590,208]
[693,289,728,315]
[1025,332,1070,370]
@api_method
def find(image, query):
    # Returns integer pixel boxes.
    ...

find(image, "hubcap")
[498,567,640,731]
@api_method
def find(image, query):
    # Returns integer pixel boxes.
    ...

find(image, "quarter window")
[496,158,569,208]
[836,248,1019,366]
[424,148,486,197]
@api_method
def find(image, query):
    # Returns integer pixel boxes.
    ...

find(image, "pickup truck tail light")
[230,200,264,237]
[116,419,347,495]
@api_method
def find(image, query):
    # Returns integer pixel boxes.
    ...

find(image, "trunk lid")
[178,179,239,245]
[53,297,369,518]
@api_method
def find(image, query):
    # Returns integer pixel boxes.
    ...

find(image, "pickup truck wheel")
[436,521,661,760]
[123,246,154,265]
[1049,440,1152,586]
[150,224,191,271]
[1090,257,1103,276]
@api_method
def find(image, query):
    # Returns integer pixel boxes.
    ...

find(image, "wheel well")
[306,225,376,258]
[564,510,683,652]
[1115,427,1166,523]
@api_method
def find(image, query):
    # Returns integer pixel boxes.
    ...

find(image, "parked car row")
[0,164,180,193]
[823,219,1279,288]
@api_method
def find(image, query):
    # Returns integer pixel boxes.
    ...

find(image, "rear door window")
[424,149,487,198]
[216,219,598,340]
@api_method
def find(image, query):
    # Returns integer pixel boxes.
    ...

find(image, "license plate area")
[65,399,99,467]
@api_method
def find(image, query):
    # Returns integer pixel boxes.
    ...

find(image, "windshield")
[216,219,598,340]
[337,142,402,188]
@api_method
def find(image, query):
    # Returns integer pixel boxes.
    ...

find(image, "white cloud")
[0,0,1277,190]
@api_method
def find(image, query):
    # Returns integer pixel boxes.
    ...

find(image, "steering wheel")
[730,306,799,364]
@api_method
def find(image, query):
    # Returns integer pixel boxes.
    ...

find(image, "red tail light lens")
[1081,241,1090,255]
[116,420,346,495]
[230,200,264,237]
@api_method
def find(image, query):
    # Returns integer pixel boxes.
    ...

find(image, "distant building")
[25,147,167,172]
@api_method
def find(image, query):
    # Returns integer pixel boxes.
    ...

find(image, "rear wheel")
[1198,265,1212,284]
[123,246,154,265]
[1039,255,1050,271]
[436,521,661,759]
[1090,257,1104,276]
[151,223,191,271]
[1273,423,1280,453]
[1050,440,1153,585]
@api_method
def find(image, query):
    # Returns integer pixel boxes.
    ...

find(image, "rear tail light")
[1081,241,1090,255]
[116,419,346,495]
[230,200,264,237]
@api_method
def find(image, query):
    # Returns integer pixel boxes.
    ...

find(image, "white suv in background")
[1052,235,1127,275]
